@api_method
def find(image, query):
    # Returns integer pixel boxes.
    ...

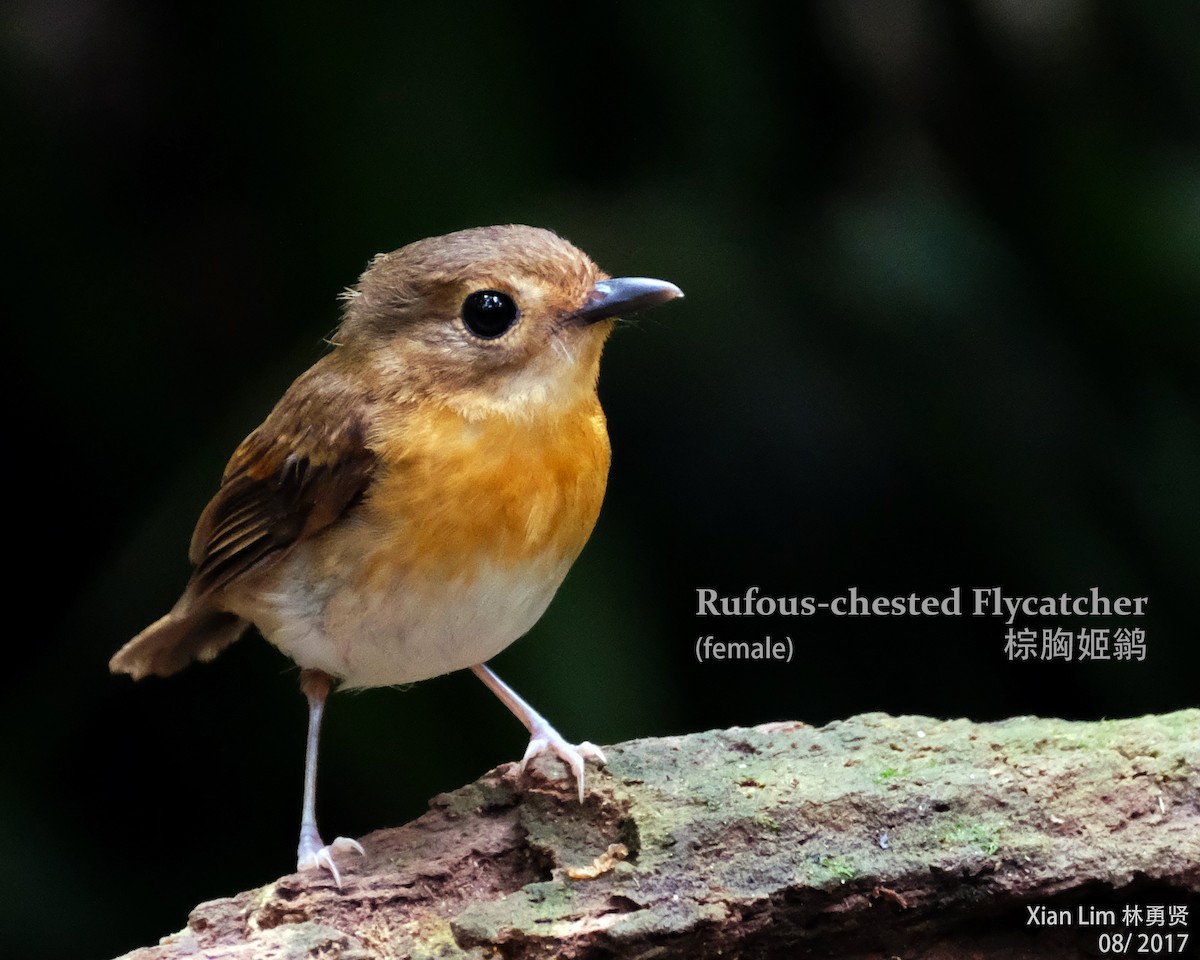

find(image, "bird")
[110,224,683,887]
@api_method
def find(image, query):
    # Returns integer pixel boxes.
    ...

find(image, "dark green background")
[6,2,1197,957]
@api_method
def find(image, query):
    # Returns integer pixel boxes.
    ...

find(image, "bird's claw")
[297,834,364,889]
[520,726,607,802]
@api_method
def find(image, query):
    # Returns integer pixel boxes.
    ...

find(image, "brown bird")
[110,225,682,886]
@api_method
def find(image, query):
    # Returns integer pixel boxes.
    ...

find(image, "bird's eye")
[461,290,519,339]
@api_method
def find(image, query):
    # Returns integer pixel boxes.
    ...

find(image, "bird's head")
[335,225,682,420]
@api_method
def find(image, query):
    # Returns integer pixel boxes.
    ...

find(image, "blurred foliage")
[3,1,1198,956]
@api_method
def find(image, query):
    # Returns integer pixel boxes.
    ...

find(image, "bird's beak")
[572,277,684,325]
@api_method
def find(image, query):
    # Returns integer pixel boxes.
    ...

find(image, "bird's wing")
[188,358,378,595]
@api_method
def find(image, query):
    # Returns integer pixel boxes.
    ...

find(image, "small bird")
[110,225,682,887]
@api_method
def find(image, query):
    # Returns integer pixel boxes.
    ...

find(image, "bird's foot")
[520,719,607,802]
[297,828,364,889]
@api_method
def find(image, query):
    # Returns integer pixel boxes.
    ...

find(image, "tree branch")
[118,710,1199,959]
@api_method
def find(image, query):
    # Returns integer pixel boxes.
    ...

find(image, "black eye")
[461,290,519,339]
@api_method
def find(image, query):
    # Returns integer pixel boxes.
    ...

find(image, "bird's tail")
[110,600,250,680]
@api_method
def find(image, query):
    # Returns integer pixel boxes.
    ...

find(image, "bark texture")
[119,710,1199,959]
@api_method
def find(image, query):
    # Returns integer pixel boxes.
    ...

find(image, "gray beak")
[573,277,684,325]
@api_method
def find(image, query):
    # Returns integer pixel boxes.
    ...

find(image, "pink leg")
[296,670,363,888]
[472,663,606,802]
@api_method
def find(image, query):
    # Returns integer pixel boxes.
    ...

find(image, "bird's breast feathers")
[361,397,611,582]
[235,398,611,686]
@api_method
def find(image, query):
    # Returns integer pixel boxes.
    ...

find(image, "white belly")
[234,546,574,688]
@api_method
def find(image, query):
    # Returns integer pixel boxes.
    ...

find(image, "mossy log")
[119,710,1199,959]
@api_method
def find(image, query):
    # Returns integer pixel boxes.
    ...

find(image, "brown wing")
[111,355,378,680]
[188,357,377,594]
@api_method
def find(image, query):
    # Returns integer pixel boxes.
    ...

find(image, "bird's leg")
[296,669,363,887]
[471,663,606,802]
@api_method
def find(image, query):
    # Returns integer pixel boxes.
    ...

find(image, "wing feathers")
[112,356,378,678]
[188,361,377,594]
